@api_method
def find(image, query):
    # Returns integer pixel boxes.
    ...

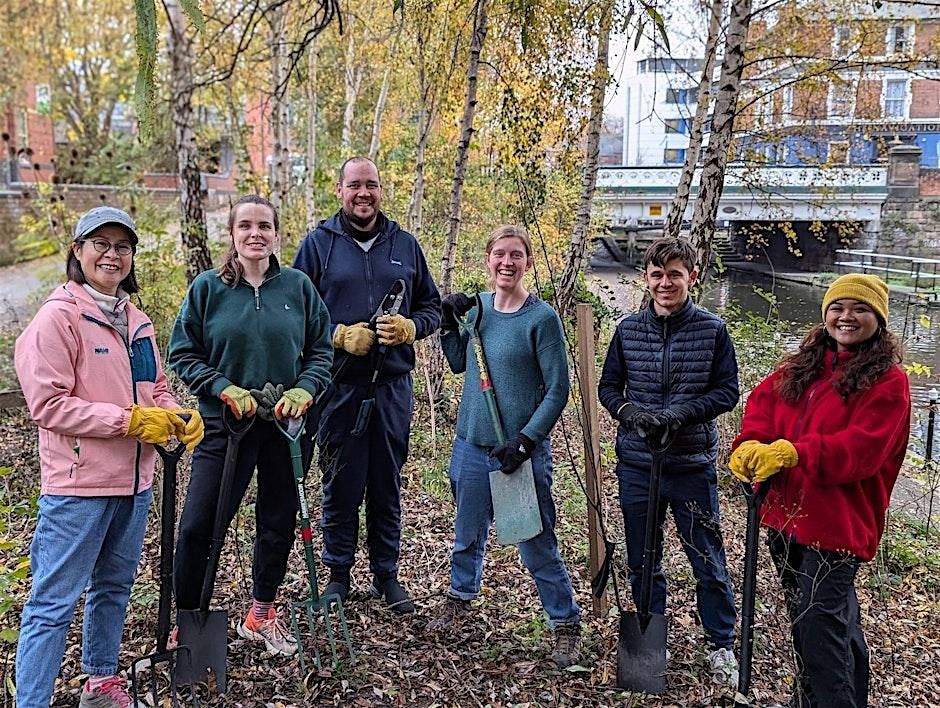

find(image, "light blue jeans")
[447,436,580,628]
[15,489,152,708]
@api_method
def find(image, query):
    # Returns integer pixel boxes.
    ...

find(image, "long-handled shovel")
[276,416,355,673]
[131,433,198,707]
[457,293,542,546]
[736,480,771,704]
[175,409,255,694]
[617,432,675,694]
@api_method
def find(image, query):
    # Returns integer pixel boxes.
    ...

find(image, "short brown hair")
[485,225,533,258]
[338,156,381,186]
[643,237,697,273]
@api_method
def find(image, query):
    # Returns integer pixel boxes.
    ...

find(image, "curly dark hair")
[775,323,903,403]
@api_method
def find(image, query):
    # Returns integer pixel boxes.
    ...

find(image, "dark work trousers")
[768,530,868,708]
[617,462,737,649]
[175,414,311,609]
[316,374,412,579]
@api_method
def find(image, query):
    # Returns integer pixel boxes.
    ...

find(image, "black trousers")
[175,414,312,609]
[768,530,868,708]
[316,375,413,578]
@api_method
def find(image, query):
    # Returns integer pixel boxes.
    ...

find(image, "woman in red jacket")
[730,273,910,708]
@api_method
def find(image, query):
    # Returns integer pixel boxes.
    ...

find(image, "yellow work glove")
[751,439,798,483]
[376,314,416,346]
[333,322,375,356]
[274,387,313,419]
[125,405,185,446]
[172,408,205,452]
[219,385,257,419]
[729,440,763,482]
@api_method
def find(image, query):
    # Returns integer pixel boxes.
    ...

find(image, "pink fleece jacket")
[14,281,179,496]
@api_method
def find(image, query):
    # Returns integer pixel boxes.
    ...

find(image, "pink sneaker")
[78,676,134,708]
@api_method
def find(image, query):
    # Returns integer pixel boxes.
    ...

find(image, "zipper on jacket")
[661,317,671,406]
[253,286,261,311]
[794,355,840,439]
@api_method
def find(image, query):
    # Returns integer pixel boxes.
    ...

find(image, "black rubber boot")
[369,575,415,614]
[323,567,350,602]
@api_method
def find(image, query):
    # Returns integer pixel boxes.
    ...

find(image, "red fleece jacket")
[733,352,910,561]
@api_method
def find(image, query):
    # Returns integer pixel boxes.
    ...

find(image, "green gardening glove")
[275,388,314,419]
[219,385,257,419]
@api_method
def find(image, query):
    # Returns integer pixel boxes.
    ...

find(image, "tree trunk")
[689,0,753,276]
[439,0,487,296]
[269,3,291,212]
[406,59,431,236]
[555,2,611,316]
[369,22,403,162]
[663,0,724,240]
[340,30,362,155]
[166,0,211,281]
[305,36,319,231]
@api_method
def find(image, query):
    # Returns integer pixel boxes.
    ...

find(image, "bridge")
[597,164,887,226]
[594,164,889,267]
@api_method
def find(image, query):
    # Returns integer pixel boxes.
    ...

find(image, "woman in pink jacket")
[13,207,204,708]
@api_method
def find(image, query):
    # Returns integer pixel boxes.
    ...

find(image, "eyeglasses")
[83,238,134,256]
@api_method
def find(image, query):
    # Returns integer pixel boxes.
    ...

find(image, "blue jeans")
[16,489,152,708]
[618,463,736,649]
[447,436,580,628]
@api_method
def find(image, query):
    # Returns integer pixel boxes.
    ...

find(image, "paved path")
[0,253,63,329]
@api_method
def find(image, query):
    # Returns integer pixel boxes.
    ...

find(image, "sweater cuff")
[209,376,233,399]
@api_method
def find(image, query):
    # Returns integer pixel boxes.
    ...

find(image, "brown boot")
[425,595,472,633]
[551,624,581,668]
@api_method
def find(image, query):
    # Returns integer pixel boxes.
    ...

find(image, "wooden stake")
[575,303,608,616]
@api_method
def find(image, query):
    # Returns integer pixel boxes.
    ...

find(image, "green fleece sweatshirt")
[168,257,333,417]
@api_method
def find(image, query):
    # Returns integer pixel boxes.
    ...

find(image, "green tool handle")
[458,295,508,445]
[287,436,321,603]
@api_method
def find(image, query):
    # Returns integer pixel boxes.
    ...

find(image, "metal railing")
[835,249,940,294]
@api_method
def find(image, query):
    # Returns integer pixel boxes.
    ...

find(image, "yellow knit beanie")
[821,274,889,323]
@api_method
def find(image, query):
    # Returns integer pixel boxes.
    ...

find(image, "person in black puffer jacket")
[598,237,740,686]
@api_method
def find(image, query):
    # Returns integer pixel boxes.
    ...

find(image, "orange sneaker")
[237,608,298,657]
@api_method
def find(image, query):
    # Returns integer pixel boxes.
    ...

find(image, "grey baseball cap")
[73,206,139,244]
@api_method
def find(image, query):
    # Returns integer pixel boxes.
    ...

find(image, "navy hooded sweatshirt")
[292,211,441,385]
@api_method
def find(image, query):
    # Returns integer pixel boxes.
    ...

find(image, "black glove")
[250,382,284,422]
[657,404,695,432]
[617,403,663,440]
[491,433,535,474]
[441,292,474,333]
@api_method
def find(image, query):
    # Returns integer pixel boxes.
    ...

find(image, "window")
[833,24,850,55]
[829,81,854,118]
[648,205,663,217]
[829,141,849,164]
[665,88,695,105]
[664,119,689,134]
[663,148,686,164]
[884,79,907,118]
[889,25,909,54]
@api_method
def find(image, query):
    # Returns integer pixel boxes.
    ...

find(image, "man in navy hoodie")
[293,156,441,613]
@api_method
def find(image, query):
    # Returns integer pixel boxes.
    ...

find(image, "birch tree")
[269,3,291,211]
[555,0,612,315]
[689,0,753,273]
[663,0,724,240]
[305,37,320,230]
[440,0,488,296]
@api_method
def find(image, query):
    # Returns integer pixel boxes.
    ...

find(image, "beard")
[344,206,375,229]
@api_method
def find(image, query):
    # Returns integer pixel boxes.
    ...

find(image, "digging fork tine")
[306,602,323,671]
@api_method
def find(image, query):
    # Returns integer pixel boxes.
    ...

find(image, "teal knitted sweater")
[441,293,569,447]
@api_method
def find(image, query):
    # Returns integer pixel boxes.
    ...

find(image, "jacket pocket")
[131,337,158,383]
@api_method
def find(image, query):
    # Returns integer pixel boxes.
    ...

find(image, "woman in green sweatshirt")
[431,224,581,669]
[168,195,332,658]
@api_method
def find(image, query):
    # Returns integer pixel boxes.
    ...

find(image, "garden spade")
[736,480,771,703]
[175,409,255,694]
[131,429,198,707]
[276,415,355,672]
[458,294,542,546]
[617,431,675,694]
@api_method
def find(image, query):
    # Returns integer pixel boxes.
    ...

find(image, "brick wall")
[910,80,940,120]
[879,198,940,256]
[922,169,940,197]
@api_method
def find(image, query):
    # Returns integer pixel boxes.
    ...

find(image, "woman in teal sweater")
[432,225,581,668]
[168,195,332,657]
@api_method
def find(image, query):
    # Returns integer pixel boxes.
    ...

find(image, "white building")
[621,56,714,169]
